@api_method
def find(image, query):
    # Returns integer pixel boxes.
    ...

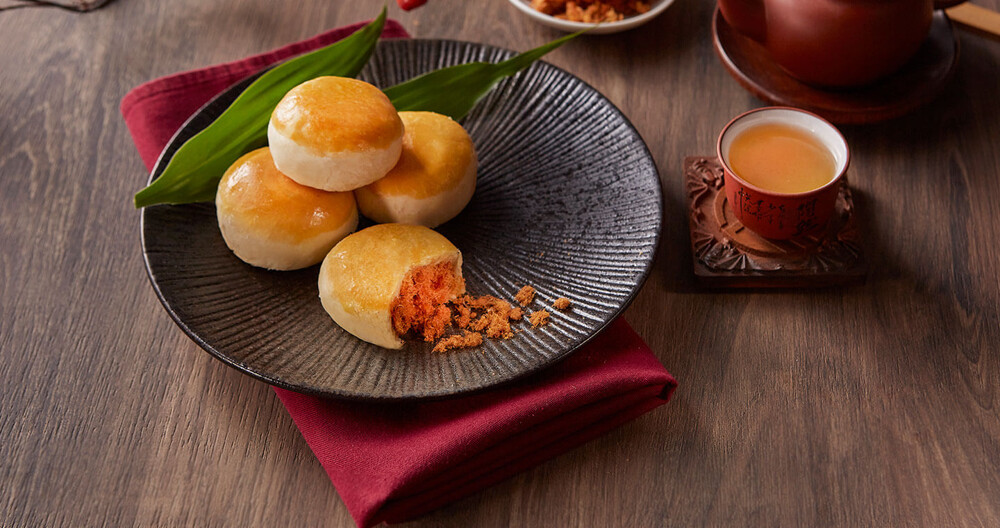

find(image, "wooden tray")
[684,157,866,288]
[712,8,959,124]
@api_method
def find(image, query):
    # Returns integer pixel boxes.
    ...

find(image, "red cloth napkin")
[122,20,677,528]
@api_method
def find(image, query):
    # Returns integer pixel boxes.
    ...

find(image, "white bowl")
[507,0,677,34]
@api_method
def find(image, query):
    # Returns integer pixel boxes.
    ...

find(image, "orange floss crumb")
[468,314,490,332]
[480,298,518,339]
[433,331,483,352]
[390,261,465,342]
[514,285,536,307]
[452,300,475,328]
[529,310,551,328]
[430,285,558,351]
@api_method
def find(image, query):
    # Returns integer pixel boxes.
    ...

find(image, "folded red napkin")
[122,19,677,528]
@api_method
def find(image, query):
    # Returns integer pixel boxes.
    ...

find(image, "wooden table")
[2,1,999,525]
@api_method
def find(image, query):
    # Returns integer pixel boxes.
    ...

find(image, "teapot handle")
[934,0,965,8]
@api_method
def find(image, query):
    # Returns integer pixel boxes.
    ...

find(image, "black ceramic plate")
[142,39,662,400]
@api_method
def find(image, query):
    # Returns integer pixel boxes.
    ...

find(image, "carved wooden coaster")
[685,156,866,288]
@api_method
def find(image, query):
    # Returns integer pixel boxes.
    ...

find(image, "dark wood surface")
[2,1,998,526]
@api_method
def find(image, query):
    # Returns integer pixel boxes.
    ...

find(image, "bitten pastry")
[318,224,465,349]
[267,76,404,191]
[355,111,477,227]
[215,147,358,270]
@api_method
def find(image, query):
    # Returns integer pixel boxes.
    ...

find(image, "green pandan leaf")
[383,31,580,120]
[134,12,580,208]
[133,8,387,208]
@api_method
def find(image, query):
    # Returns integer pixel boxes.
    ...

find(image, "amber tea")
[728,123,836,194]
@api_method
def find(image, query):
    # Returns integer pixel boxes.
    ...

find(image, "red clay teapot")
[718,0,965,87]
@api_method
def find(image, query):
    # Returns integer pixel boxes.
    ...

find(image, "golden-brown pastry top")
[321,224,463,315]
[270,77,403,154]
[216,147,357,243]
[360,111,476,198]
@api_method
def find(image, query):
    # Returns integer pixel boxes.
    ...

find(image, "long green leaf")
[134,8,387,208]
[383,31,581,120]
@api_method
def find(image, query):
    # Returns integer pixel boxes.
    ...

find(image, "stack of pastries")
[214,76,478,349]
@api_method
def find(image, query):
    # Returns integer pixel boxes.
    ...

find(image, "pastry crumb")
[453,301,475,328]
[429,285,561,351]
[433,331,483,353]
[514,285,536,307]
[529,310,550,328]
[455,295,517,339]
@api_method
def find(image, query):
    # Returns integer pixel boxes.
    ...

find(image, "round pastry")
[318,224,466,349]
[267,76,404,192]
[216,147,358,270]
[355,111,477,227]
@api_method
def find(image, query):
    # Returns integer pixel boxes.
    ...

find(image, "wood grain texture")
[1,0,998,526]
[948,3,1000,40]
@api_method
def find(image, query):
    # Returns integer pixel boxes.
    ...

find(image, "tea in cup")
[717,107,849,240]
